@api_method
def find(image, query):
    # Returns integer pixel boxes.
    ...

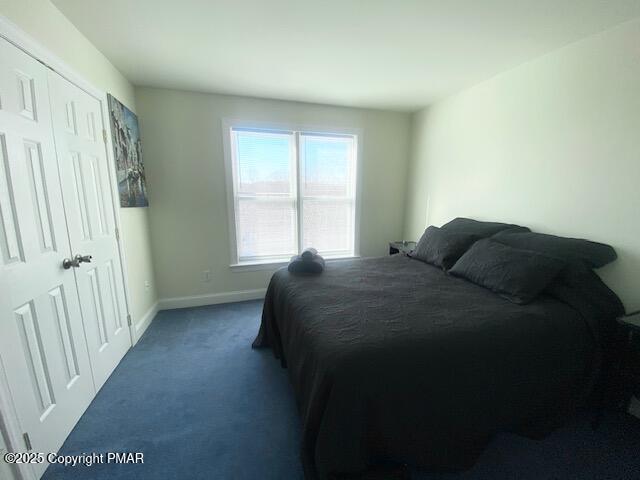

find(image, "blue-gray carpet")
[44,300,640,479]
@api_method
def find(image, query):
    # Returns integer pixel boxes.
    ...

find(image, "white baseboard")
[133,302,158,344]
[158,288,267,310]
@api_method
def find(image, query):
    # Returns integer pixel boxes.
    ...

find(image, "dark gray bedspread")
[253,255,606,479]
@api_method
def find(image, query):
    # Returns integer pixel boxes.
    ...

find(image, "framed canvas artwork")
[108,94,149,207]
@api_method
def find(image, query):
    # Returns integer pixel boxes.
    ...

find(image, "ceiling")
[52,0,640,111]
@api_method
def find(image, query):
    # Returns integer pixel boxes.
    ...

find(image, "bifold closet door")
[47,71,131,392]
[0,38,95,477]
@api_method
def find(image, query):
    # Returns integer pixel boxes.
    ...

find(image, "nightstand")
[389,241,416,256]
[616,312,640,408]
[593,311,640,428]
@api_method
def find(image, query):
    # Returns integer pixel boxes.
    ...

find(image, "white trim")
[158,289,267,310]
[221,118,363,264]
[230,261,288,272]
[229,254,360,272]
[132,302,158,344]
[353,132,364,257]
[0,16,104,101]
[0,354,33,480]
[294,131,303,254]
[222,118,364,137]
[0,425,20,480]
[221,119,239,266]
[102,95,137,346]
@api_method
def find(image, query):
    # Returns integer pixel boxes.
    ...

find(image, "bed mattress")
[253,255,606,479]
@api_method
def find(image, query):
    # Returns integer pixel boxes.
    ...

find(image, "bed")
[253,249,622,479]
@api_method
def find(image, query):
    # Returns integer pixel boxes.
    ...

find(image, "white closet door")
[1,430,18,480]
[0,39,95,477]
[47,71,131,392]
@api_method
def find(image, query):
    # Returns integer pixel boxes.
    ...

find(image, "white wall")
[404,18,640,311]
[136,88,411,302]
[0,0,158,324]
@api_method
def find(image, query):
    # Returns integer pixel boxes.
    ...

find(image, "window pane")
[235,130,293,195]
[301,135,354,197]
[302,198,353,255]
[229,127,357,263]
[237,198,297,260]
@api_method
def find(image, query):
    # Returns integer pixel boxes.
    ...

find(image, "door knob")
[62,257,79,269]
[62,254,92,269]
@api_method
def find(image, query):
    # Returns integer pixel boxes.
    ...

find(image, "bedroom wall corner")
[402,108,432,242]
[0,0,159,330]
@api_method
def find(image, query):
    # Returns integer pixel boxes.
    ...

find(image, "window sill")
[229,260,289,272]
[229,255,360,272]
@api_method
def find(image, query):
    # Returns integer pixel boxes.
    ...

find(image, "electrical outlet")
[144,280,151,291]
[202,270,212,282]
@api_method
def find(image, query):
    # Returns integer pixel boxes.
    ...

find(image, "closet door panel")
[48,71,130,392]
[0,38,94,479]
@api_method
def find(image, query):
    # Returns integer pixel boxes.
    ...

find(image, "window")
[224,124,359,265]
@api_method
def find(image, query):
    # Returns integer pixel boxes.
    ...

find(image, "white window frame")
[222,119,362,269]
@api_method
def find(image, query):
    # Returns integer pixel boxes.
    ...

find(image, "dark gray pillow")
[441,217,530,237]
[449,238,566,304]
[412,226,480,270]
[491,230,617,268]
[545,262,625,318]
